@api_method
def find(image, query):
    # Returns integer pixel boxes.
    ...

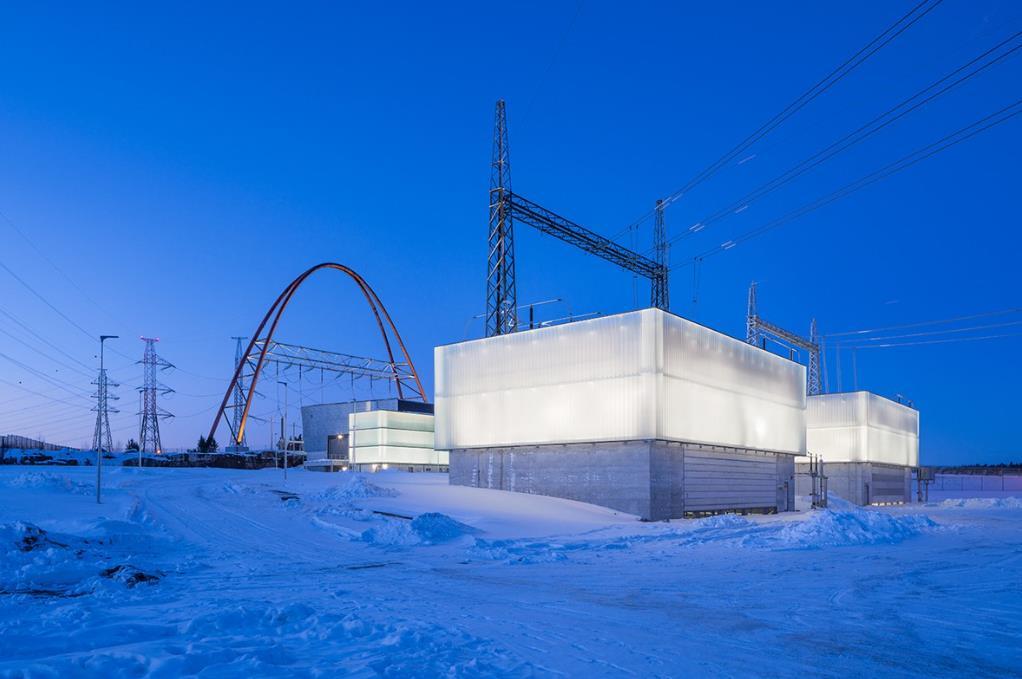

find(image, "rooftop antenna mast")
[138,337,174,454]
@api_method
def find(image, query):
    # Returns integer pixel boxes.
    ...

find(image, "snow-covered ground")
[1,467,1020,677]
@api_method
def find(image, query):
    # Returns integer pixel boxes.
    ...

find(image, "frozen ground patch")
[0,521,163,599]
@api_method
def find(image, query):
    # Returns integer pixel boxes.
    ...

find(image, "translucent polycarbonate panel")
[806,392,868,429]
[806,392,918,466]
[659,313,806,454]
[435,308,807,453]
[351,445,449,466]
[349,410,434,432]
[866,393,919,437]
[435,311,656,449]
[806,426,868,462]
[350,428,434,449]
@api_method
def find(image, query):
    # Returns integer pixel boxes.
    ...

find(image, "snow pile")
[755,496,937,549]
[361,512,476,547]
[410,512,476,543]
[939,497,1022,510]
[317,474,398,503]
[0,471,91,495]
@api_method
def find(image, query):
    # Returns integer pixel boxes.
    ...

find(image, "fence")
[0,434,77,453]
[929,473,1022,492]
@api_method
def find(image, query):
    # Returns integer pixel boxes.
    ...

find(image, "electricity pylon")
[138,337,174,454]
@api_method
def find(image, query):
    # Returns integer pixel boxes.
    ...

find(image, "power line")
[0,374,90,409]
[0,307,94,371]
[612,0,944,240]
[672,98,1022,268]
[664,30,1022,250]
[834,331,1022,349]
[0,351,93,400]
[823,308,1022,338]
[0,261,97,341]
[833,319,1022,344]
[0,326,93,379]
[0,208,119,325]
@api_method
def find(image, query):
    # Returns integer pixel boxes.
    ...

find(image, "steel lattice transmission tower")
[137,337,175,454]
[91,340,119,452]
[227,336,248,449]
[652,199,669,310]
[486,99,518,337]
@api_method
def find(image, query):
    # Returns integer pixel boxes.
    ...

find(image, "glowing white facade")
[806,392,919,467]
[435,309,806,454]
[349,410,449,468]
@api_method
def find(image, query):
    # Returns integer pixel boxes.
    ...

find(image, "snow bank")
[465,499,938,563]
[938,497,1022,510]
[760,505,937,549]
[0,471,92,495]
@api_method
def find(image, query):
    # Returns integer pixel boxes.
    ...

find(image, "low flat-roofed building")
[302,399,434,472]
[349,410,448,472]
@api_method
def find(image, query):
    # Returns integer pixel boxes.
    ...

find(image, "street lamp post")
[97,334,118,504]
[278,380,288,483]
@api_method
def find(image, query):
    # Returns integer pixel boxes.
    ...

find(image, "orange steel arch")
[208,263,427,446]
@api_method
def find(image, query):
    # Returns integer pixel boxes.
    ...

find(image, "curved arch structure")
[208,263,427,446]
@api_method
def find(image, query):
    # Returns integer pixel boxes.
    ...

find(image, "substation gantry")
[745,281,823,396]
[486,99,669,337]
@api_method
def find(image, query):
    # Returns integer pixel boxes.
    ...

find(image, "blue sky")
[1,1,1019,462]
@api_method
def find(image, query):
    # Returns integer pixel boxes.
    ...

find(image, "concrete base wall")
[796,461,911,505]
[450,441,795,521]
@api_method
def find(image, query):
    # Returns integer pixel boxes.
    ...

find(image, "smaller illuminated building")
[349,410,448,472]
[798,391,919,505]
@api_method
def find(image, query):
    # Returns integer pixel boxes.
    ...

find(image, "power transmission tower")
[227,336,248,450]
[483,100,669,330]
[486,99,517,337]
[137,337,174,454]
[745,282,822,396]
[652,199,669,310]
[746,281,759,344]
[91,336,119,452]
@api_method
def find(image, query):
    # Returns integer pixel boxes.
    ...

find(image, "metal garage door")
[683,448,779,513]
[869,464,908,504]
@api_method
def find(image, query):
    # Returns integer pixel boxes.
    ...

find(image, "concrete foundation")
[450,440,795,521]
[796,461,911,505]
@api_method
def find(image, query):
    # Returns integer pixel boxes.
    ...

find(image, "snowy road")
[2,466,1020,677]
